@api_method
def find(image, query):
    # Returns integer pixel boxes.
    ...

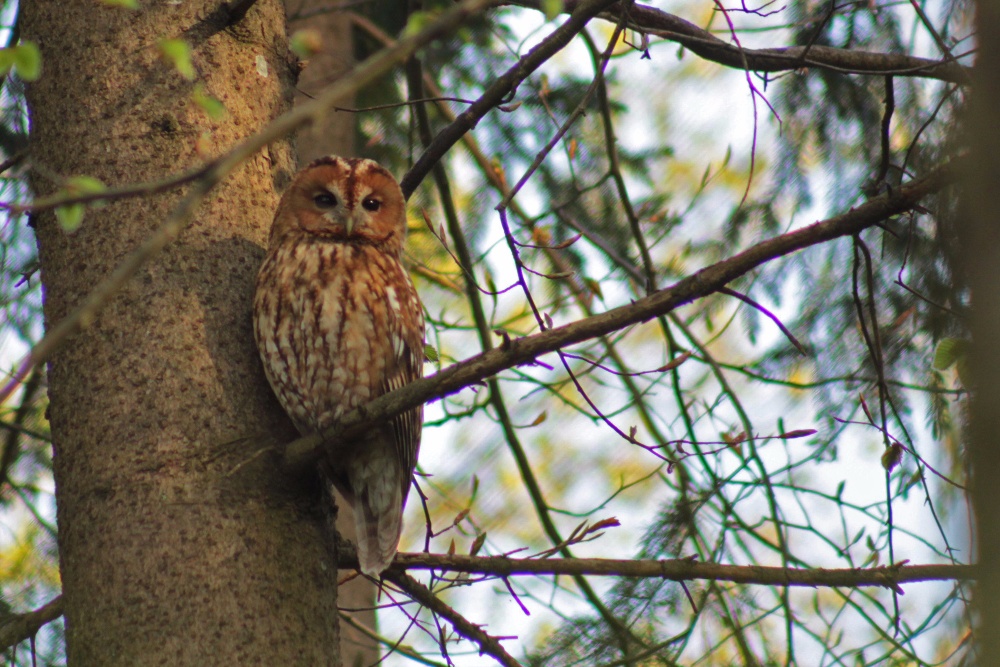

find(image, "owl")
[253,156,424,577]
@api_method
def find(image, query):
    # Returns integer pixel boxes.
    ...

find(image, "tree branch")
[384,572,524,667]
[0,595,63,652]
[398,0,622,198]
[378,554,974,592]
[283,158,960,474]
[6,548,974,656]
[510,0,973,84]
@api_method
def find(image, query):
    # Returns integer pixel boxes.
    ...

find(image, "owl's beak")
[345,211,366,236]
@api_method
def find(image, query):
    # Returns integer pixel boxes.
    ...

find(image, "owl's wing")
[381,324,424,499]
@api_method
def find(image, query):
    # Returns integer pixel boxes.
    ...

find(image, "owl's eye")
[361,197,381,212]
[313,192,337,208]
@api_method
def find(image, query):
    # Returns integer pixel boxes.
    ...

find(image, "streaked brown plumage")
[253,156,424,576]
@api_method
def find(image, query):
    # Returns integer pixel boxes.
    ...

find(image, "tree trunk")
[290,2,356,165]
[965,0,1000,661]
[22,2,341,664]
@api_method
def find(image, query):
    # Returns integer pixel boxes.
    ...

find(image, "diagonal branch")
[384,571,524,667]
[398,0,621,198]
[283,158,960,473]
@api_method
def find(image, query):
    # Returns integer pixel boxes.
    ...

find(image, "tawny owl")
[253,156,424,576]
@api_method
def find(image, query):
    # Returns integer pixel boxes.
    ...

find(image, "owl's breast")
[254,238,419,435]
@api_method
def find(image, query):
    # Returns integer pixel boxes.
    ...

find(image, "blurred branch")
[509,0,973,84]
[3,166,209,215]
[0,595,63,652]
[0,368,44,494]
[339,610,449,667]
[285,158,960,473]
[962,1,1000,659]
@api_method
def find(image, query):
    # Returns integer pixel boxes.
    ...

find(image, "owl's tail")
[347,455,404,577]
[353,489,402,577]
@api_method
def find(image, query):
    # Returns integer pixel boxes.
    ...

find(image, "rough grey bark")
[22,2,341,664]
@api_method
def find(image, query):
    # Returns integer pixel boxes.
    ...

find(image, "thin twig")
[384,571,524,667]
[718,286,806,354]
[583,27,656,294]
[2,166,208,215]
[339,610,449,667]
[907,0,959,65]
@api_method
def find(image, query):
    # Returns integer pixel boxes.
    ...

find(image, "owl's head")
[270,156,407,254]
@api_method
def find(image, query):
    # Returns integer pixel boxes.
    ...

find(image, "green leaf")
[402,11,431,37]
[483,268,497,295]
[933,337,969,370]
[0,42,42,82]
[289,29,322,59]
[957,354,972,388]
[158,38,195,80]
[65,175,106,195]
[423,343,439,363]
[880,442,904,472]
[0,51,14,75]
[101,0,139,6]
[53,176,106,232]
[12,42,41,81]
[192,84,227,120]
[584,277,604,301]
[56,204,85,232]
[541,0,564,20]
